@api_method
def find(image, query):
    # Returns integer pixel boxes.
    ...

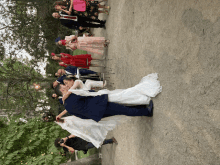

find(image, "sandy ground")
[89,0,220,165]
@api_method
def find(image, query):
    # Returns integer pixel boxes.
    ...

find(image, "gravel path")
[91,0,220,165]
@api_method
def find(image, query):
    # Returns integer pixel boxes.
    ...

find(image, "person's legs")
[85,138,114,150]
[79,69,97,75]
[102,139,113,145]
[81,17,106,24]
[78,20,105,28]
[103,101,153,117]
[85,142,96,150]
[85,80,104,89]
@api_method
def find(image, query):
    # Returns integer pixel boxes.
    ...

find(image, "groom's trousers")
[102,102,151,118]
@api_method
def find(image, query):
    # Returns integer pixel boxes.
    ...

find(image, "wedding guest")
[55,66,98,77]
[54,135,117,154]
[52,12,106,31]
[56,35,109,55]
[58,73,161,106]
[61,77,106,102]
[51,53,104,68]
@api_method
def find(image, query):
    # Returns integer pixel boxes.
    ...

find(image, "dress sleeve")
[70,80,84,90]
[65,35,76,42]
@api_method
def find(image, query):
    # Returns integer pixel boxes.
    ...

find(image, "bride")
[62,73,162,105]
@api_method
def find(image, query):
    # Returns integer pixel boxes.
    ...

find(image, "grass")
[77,148,99,159]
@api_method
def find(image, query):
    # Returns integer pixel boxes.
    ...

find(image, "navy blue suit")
[65,66,97,76]
[64,94,150,122]
[57,75,66,84]
[64,94,108,122]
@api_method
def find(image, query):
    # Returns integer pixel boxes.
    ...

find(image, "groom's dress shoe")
[147,100,154,117]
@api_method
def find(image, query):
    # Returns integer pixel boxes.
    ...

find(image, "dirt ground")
[90,0,220,165]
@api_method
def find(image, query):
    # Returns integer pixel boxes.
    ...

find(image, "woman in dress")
[56,35,110,55]
[61,76,107,102]
[69,0,110,15]
[62,73,162,105]
[54,0,110,18]
[51,52,104,68]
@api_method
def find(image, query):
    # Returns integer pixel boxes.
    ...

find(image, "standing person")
[52,12,106,30]
[55,66,98,77]
[56,35,109,55]
[55,65,101,81]
[55,1,110,17]
[61,77,106,102]
[59,73,162,105]
[51,53,104,68]
[54,135,117,154]
[68,0,110,15]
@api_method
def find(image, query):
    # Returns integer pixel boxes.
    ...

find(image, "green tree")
[0,58,54,114]
[0,116,70,165]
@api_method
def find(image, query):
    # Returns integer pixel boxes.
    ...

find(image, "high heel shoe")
[104,10,109,15]
[105,6,111,10]
[105,39,110,44]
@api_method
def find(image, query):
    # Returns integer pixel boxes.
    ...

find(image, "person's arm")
[59,62,67,67]
[65,35,76,43]
[61,8,71,15]
[69,0,73,13]
[62,134,76,143]
[63,134,76,141]
[56,109,68,121]
[61,143,75,153]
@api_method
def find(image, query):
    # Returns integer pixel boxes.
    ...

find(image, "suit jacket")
[64,93,108,122]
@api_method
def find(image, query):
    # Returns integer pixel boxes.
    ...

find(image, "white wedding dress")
[69,73,162,105]
[55,115,132,148]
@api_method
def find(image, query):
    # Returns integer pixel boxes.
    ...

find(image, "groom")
[55,84,154,122]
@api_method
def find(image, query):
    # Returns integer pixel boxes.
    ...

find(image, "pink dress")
[65,35,106,55]
[73,0,86,12]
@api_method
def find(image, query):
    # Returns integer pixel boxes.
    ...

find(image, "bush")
[0,116,70,165]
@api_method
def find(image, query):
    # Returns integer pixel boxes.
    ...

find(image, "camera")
[59,139,64,144]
